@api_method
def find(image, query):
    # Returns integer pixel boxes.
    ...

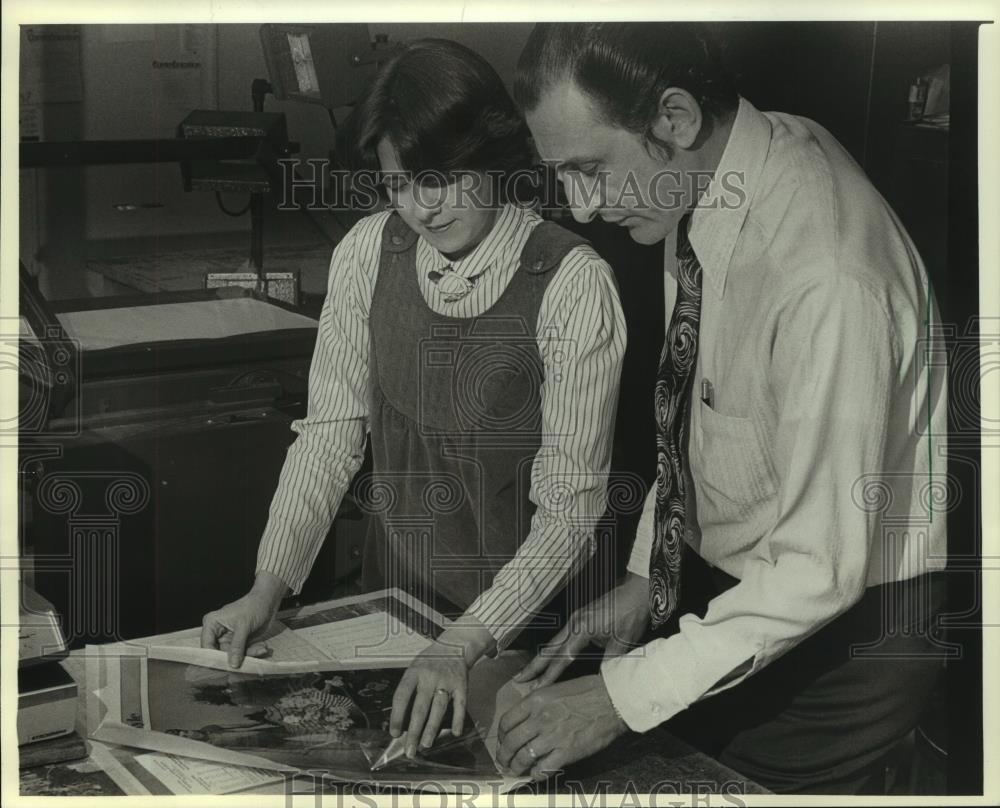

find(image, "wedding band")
[434,688,450,698]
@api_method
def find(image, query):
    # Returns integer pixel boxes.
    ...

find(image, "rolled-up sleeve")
[603,274,898,731]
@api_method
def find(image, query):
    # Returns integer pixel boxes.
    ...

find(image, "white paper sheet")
[56,297,317,351]
[136,622,333,664]
[294,612,433,663]
[139,644,343,675]
[133,752,284,794]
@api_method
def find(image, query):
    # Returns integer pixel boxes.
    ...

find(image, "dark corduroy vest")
[363,211,588,619]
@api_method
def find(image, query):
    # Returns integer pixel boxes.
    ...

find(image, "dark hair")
[337,38,533,182]
[514,23,737,153]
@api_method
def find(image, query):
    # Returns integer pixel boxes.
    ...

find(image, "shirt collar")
[416,203,528,279]
[687,97,771,299]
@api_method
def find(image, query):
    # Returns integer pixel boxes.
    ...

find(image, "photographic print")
[89,647,515,789]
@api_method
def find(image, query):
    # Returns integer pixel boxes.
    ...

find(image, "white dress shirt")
[256,203,626,648]
[601,98,948,732]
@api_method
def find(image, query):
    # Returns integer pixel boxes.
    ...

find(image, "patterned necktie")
[649,211,703,628]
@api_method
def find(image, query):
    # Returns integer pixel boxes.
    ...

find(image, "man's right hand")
[514,572,650,688]
[200,571,288,668]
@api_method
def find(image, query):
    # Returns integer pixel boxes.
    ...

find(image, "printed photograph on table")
[91,650,507,786]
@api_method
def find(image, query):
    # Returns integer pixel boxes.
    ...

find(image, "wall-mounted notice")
[151,24,210,137]
[20,25,83,105]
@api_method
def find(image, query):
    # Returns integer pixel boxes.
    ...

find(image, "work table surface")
[19,597,768,798]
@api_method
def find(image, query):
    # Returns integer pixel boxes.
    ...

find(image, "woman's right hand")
[513,572,650,688]
[201,571,288,668]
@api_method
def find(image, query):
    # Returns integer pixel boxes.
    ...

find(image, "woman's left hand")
[389,620,495,757]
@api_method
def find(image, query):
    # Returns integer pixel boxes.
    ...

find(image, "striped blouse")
[256,203,626,648]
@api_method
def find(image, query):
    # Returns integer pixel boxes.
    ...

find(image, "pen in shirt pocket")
[701,378,714,408]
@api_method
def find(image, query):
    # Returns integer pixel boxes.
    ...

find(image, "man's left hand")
[497,675,629,779]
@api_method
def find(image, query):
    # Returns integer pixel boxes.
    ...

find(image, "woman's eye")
[383,182,407,198]
[382,173,411,194]
[415,173,456,191]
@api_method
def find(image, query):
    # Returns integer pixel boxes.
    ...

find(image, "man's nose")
[561,177,600,224]
[569,204,598,224]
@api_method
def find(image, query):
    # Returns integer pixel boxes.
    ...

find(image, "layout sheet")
[85,740,284,796]
[56,296,318,351]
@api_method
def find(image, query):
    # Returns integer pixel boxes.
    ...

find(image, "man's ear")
[649,87,703,151]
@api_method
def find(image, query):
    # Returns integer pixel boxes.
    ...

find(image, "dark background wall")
[20,21,964,322]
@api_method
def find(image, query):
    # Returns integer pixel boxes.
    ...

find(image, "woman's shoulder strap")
[380,210,419,254]
[519,219,591,275]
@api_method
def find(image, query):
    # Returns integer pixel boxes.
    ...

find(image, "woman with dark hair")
[202,39,625,760]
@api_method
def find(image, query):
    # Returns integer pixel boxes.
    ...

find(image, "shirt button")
[650,703,662,715]
[391,236,403,245]
[533,260,544,271]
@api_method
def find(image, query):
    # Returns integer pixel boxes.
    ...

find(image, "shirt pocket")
[691,399,777,524]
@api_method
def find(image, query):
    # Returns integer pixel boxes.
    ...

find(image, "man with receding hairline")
[496,22,948,794]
